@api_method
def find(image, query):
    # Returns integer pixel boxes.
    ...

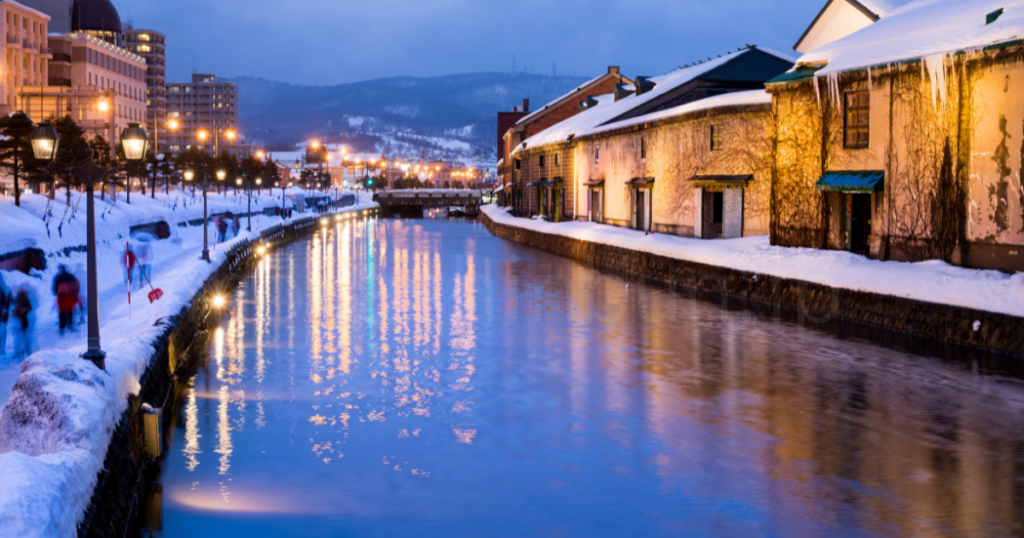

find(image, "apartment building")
[25,31,146,143]
[124,27,166,153]
[165,73,240,156]
[0,1,51,115]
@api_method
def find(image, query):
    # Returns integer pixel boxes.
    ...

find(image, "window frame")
[710,125,723,151]
[641,136,647,159]
[844,90,870,149]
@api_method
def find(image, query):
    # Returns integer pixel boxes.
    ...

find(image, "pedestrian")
[73,263,88,325]
[231,215,240,237]
[53,265,80,334]
[123,244,137,287]
[217,217,228,242]
[12,286,33,358]
[0,274,10,357]
[135,240,153,288]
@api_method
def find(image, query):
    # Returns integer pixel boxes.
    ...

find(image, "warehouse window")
[844,90,870,148]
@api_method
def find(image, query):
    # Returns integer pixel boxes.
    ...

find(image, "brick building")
[497,66,631,208]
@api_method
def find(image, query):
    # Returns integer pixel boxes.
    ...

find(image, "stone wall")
[481,211,1024,357]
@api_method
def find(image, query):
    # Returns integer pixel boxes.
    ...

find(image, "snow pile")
[0,189,378,538]
[797,0,1024,76]
[483,205,1024,318]
[577,90,772,138]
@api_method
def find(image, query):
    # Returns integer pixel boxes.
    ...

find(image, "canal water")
[151,216,1024,537]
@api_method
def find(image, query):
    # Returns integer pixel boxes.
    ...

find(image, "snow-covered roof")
[796,0,1024,77]
[578,90,772,138]
[515,72,611,126]
[512,48,790,154]
[497,158,504,167]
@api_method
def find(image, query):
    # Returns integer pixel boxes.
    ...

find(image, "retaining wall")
[77,208,380,537]
[481,211,1024,358]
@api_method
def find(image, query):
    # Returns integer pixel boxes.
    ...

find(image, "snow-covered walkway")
[0,188,376,537]
[483,205,1024,319]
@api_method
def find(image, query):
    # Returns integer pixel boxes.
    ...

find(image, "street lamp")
[30,122,144,370]
[119,123,149,204]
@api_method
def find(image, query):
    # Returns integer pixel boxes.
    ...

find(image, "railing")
[40,46,51,54]
[6,35,18,45]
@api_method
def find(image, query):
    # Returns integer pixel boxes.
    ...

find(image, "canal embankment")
[481,205,1024,357]
[0,197,378,538]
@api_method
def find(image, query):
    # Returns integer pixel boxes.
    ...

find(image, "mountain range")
[233,72,592,163]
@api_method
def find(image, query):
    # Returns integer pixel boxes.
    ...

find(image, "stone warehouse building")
[768,0,1024,272]
[509,46,793,224]
[574,90,773,238]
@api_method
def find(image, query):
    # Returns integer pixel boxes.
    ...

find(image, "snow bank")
[483,205,1024,319]
[0,189,377,538]
[798,0,1024,76]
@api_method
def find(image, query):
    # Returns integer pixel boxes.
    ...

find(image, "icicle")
[924,53,949,109]
[867,66,873,91]
[813,75,821,106]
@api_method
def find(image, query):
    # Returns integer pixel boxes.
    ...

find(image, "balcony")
[6,35,19,46]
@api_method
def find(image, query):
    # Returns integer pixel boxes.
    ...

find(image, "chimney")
[607,66,620,75]
[523,98,530,113]
[614,84,633,102]
[635,76,656,96]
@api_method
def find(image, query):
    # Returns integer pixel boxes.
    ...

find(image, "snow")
[482,205,1024,319]
[0,188,377,538]
[512,48,792,154]
[797,0,1024,77]
[578,90,772,138]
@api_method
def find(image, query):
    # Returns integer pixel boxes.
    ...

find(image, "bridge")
[373,189,483,218]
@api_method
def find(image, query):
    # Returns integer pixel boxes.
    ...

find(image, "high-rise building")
[165,74,241,157]
[0,1,52,115]
[123,27,166,153]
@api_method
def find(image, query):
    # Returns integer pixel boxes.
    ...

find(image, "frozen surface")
[0,188,377,538]
[483,205,1024,318]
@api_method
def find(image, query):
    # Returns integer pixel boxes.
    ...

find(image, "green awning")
[816,171,884,193]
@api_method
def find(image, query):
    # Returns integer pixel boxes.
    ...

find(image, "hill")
[234,72,592,163]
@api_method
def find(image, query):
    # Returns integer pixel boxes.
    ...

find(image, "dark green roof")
[767,65,825,85]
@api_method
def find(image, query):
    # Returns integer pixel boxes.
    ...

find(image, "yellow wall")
[574,106,772,237]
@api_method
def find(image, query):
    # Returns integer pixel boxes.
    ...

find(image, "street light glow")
[212,295,226,308]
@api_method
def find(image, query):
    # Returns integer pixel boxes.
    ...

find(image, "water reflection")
[159,217,1024,538]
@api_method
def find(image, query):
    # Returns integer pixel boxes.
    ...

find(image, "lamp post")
[30,122,147,370]
[120,123,149,205]
[185,164,225,262]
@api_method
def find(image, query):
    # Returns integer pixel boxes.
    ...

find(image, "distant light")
[211,295,226,308]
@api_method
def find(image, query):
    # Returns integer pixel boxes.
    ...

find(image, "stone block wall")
[482,210,1024,357]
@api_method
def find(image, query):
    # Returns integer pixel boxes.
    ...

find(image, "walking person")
[0,274,11,357]
[12,286,33,358]
[53,265,80,335]
[217,216,229,243]
[135,241,153,289]
[123,244,138,288]
[73,263,88,326]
